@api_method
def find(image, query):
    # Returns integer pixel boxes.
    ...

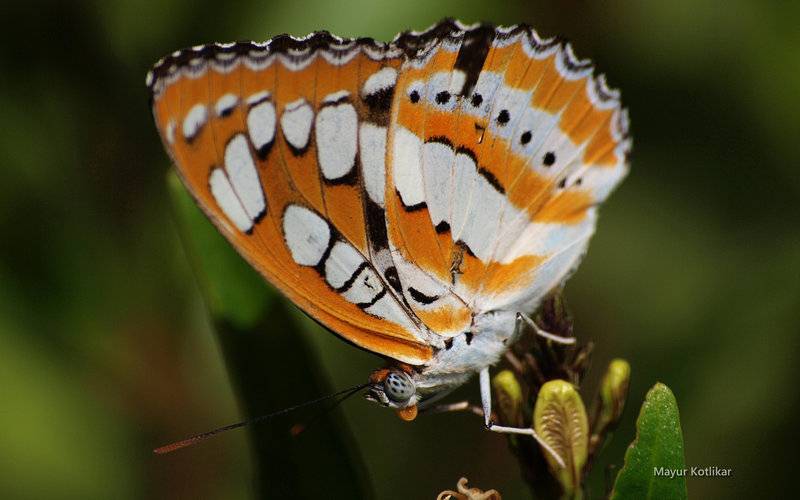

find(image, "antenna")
[153,382,369,454]
[289,381,364,437]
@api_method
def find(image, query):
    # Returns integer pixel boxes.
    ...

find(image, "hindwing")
[384,21,630,322]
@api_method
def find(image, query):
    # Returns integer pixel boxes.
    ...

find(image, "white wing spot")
[209,168,252,233]
[422,141,455,227]
[458,173,504,261]
[182,104,207,140]
[283,204,331,266]
[426,72,459,111]
[450,150,479,238]
[359,123,387,206]
[316,100,357,180]
[392,126,425,207]
[342,267,383,304]
[214,93,239,117]
[247,99,276,154]
[361,67,397,97]
[324,241,365,290]
[224,134,265,220]
[165,119,176,144]
[280,98,314,151]
[363,292,418,332]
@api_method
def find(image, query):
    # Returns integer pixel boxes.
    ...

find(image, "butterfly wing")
[148,21,631,363]
[148,35,436,364]
[385,22,631,324]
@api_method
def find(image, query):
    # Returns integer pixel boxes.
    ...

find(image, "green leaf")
[611,383,687,500]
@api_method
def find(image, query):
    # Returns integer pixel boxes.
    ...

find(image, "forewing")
[148,36,434,365]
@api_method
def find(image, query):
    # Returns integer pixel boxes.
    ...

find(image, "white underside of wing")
[421,141,453,227]
[476,214,596,313]
[392,126,426,207]
[449,150,478,240]
[359,122,388,206]
[456,172,505,262]
[497,213,596,265]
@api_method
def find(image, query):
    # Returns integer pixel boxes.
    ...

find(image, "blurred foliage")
[1,0,798,499]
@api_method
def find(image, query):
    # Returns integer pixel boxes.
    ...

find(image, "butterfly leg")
[479,367,566,468]
[516,312,576,345]
[420,400,484,416]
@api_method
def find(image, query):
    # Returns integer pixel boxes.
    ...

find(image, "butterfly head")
[366,366,419,420]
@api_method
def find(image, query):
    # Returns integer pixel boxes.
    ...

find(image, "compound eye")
[383,372,414,403]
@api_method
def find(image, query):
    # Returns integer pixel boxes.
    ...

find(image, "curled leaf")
[533,380,589,496]
[437,477,501,500]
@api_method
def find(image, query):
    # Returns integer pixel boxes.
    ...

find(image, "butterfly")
[147,19,630,458]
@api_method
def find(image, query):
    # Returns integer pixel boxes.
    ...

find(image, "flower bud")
[597,359,631,433]
[533,380,589,496]
[492,370,524,428]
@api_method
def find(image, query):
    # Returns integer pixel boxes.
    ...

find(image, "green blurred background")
[1,0,798,498]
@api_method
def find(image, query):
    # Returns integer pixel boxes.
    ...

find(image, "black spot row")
[406,89,558,173]
[470,92,483,107]
[496,109,510,125]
